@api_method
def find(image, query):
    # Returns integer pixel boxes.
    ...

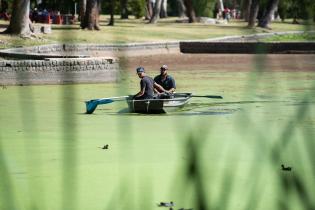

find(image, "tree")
[247,0,259,28]
[177,0,186,18]
[129,0,145,18]
[257,0,279,28]
[59,0,73,14]
[3,0,34,36]
[120,0,128,19]
[81,0,101,30]
[194,0,216,17]
[183,0,196,23]
[218,0,224,11]
[79,0,87,27]
[108,0,115,25]
[160,0,167,18]
[286,0,310,24]
[149,0,162,23]
[145,0,153,19]
[242,0,251,21]
[278,0,292,22]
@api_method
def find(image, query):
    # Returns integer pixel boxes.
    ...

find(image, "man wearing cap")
[134,67,165,100]
[154,65,176,98]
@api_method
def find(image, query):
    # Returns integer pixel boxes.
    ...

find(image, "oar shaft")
[92,96,129,102]
[192,95,223,99]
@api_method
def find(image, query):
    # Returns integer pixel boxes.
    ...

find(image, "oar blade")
[85,99,115,114]
[85,100,98,114]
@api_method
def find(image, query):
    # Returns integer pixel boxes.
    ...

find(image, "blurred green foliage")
[193,0,216,17]
[128,0,145,19]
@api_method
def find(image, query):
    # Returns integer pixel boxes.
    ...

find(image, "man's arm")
[168,87,175,93]
[154,82,166,93]
[134,88,145,98]
[134,80,146,98]
[167,77,176,93]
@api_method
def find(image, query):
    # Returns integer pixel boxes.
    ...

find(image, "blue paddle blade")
[85,99,115,114]
[85,100,98,114]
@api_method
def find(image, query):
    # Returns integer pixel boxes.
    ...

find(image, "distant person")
[231,9,236,19]
[224,7,231,21]
[0,11,10,20]
[30,8,39,22]
[154,65,176,98]
[133,67,165,100]
[0,1,10,21]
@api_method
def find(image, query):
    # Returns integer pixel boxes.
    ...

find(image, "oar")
[191,95,223,99]
[175,93,223,99]
[85,96,129,114]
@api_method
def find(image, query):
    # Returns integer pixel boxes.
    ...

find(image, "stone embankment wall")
[180,42,315,54]
[0,42,180,85]
[0,58,118,85]
[0,42,180,59]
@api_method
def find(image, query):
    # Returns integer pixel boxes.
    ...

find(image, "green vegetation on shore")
[0,17,314,49]
[262,32,315,42]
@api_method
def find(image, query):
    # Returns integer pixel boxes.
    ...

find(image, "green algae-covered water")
[1,69,315,210]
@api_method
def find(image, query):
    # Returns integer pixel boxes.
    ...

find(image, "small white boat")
[85,93,222,114]
[127,93,192,113]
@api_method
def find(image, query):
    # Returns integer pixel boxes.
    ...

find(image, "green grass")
[1,63,315,210]
[262,32,315,42]
[0,16,314,49]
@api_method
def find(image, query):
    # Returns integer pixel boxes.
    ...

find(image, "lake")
[1,55,315,210]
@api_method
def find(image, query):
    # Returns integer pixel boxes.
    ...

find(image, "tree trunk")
[108,0,115,26]
[177,0,186,18]
[82,0,100,30]
[120,0,128,19]
[160,0,167,18]
[79,0,86,27]
[145,0,153,20]
[218,0,224,11]
[4,0,34,36]
[183,0,196,23]
[247,0,259,28]
[242,0,251,21]
[257,0,279,28]
[149,0,162,24]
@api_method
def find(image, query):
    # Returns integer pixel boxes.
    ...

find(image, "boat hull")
[127,93,192,113]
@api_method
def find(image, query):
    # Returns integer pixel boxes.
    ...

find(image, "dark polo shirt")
[154,75,176,91]
[139,76,155,99]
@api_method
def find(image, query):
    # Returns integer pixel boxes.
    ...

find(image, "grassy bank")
[0,16,314,49]
[262,31,315,42]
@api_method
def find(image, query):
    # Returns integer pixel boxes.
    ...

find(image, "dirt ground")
[121,53,315,72]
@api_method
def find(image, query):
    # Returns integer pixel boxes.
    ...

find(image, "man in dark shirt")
[154,65,176,98]
[134,67,165,100]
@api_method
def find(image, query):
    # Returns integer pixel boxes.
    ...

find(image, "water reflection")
[96,100,297,116]
[80,95,315,118]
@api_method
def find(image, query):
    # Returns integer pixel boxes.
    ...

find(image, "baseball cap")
[136,67,145,73]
